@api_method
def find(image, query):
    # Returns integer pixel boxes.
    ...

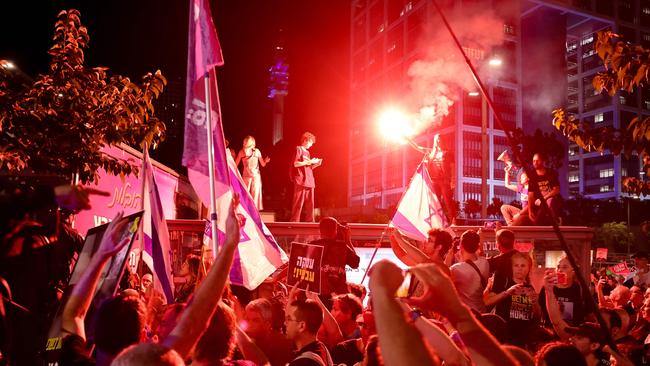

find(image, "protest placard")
[287,242,324,293]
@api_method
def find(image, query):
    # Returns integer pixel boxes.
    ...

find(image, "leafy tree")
[592,221,635,252]
[0,9,167,184]
[463,198,481,219]
[553,31,650,196]
[486,197,504,218]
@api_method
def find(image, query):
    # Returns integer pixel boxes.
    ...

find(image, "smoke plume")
[407,3,508,135]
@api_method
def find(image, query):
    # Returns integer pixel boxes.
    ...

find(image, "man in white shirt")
[450,230,490,313]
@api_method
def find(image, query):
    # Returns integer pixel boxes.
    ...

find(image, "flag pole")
[138,142,149,279]
[429,0,616,351]
[203,73,220,257]
[209,68,232,187]
[362,156,431,284]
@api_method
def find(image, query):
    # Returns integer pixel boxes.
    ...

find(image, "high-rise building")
[522,0,649,199]
[349,0,649,214]
[348,0,522,215]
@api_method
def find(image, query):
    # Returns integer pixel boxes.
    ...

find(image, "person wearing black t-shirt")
[309,217,360,297]
[485,252,541,347]
[488,229,517,295]
[539,256,590,326]
[528,153,562,225]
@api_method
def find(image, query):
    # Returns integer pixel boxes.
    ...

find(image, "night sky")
[1,1,351,212]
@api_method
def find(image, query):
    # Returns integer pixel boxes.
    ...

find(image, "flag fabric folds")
[183,0,288,290]
[183,0,227,194]
[389,162,448,241]
[141,148,175,304]
[202,151,289,290]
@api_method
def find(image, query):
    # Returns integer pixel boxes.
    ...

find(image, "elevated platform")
[166,220,593,280]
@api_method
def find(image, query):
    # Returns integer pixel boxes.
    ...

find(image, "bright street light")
[1,60,15,69]
[488,57,502,67]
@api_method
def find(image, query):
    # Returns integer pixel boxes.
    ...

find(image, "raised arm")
[399,301,470,366]
[61,212,130,340]
[390,230,431,265]
[503,168,517,192]
[235,325,271,366]
[341,226,360,269]
[406,137,430,155]
[163,196,241,359]
[257,149,270,167]
[368,260,438,366]
[408,263,518,366]
[542,270,571,341]
[305,290,344,348]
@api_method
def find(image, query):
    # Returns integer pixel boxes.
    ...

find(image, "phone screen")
[396,271,413,298]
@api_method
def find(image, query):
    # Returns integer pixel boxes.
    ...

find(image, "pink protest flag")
[182,0,287,289]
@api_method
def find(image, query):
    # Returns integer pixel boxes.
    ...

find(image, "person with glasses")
[285,299,333,366]
[331,311,377,366]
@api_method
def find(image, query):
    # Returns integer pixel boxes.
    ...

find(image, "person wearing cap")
[624,251,650,288]
[565,322,609,366]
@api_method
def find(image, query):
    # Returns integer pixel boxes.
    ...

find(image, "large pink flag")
[182,0,287,289]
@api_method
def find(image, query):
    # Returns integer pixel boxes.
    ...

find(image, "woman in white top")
[235,136,270,209]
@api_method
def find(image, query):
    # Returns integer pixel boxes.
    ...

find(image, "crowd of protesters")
[2,182,650,366]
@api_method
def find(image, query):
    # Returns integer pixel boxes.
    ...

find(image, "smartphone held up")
[396,271,416,298]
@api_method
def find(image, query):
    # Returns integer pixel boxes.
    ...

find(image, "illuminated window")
[599,168,614,178]
[569,174,579,182]
[566,41,577,52]
[643,7,650,15]
[600,185,612,192]
[581,35,594,46]
[594,113,604,123]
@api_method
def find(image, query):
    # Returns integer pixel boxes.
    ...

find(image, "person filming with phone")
[309,217,360,299]
[539,255,590,327]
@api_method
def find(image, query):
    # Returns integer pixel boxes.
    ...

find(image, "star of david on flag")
[389,162,448,241]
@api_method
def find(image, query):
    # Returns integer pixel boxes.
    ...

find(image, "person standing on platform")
[407,133,456,224]
[236,135,270,210]
[290,132,322,222]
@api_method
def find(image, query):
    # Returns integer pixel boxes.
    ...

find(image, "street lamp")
[488,57,502,67]
[1,60,15,69]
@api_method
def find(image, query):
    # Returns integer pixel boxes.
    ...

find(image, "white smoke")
[406,4,508,135]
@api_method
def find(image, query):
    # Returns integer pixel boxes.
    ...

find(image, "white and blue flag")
[389,162,448,241]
